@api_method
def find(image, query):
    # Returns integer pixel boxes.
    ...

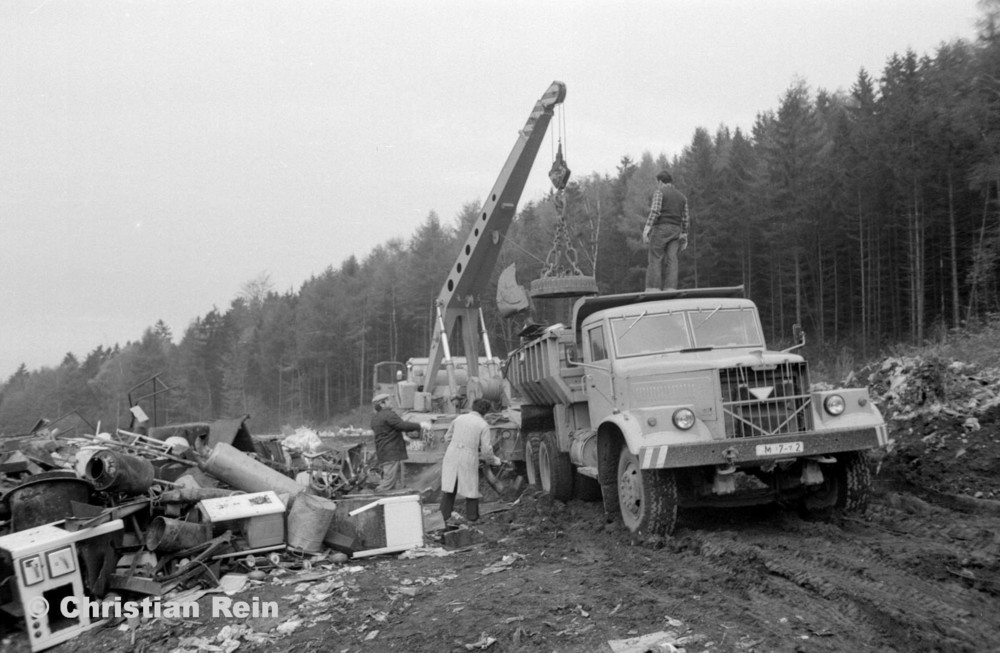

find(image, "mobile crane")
[373,81,570,478]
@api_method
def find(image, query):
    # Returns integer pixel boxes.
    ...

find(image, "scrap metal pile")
[0,418,425,651]
[846,354,1000,500]
[850,355,1000,422]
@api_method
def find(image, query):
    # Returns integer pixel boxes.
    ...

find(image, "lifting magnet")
[529,275,599,299]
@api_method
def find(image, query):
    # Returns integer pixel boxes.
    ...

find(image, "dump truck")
[507,286,888,535]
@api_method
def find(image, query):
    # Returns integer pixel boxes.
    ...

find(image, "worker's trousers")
[440,477,480,522]
[377,460,404,492]
[645,222,683,291]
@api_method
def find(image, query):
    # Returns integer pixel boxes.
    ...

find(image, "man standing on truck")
[439,398,502,524]
[371,393,424,492]
[642,169,690,292]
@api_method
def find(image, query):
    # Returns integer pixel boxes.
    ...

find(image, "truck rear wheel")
[617,448,678,536]
[539,431,574,501]
[836,451,872,513]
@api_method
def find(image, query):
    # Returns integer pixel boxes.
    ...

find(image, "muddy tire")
[539,431,574,501]
[523,435,541,488]
[836,451,872,513]
[617,448,678,536]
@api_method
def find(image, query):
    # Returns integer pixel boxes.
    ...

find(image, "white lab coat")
[440,412,494,499]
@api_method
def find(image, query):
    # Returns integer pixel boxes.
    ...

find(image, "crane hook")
[548,141,571,191]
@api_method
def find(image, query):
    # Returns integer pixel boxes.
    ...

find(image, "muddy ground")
[6,395,1000,652]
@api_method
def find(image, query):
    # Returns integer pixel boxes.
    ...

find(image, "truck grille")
[719,361,812,438]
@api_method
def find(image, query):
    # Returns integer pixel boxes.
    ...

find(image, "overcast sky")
[0,0,983,379]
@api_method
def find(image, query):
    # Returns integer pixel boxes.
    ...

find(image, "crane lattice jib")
[438,81,565,309]
[423,81,566,402]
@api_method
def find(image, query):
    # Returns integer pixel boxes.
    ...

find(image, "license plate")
[755,441,804,456]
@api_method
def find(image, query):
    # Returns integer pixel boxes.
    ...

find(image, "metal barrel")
[84,449,155,493]
[146,516,211,552]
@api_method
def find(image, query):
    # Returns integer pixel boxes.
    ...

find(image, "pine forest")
[3,13,1000,436]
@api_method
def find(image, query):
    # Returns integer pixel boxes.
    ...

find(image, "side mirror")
[784,324,806,353]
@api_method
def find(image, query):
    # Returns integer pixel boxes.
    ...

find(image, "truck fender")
[600,413,647,455]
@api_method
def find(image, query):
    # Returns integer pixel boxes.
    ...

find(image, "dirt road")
[8,405,1000,653]
[41,473,1000,651]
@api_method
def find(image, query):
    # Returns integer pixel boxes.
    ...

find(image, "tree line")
[3,7,999,436]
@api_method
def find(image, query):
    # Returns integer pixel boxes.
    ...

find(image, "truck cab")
[509,287,887,536]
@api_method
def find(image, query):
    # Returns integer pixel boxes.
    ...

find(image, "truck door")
[584,323,615,424]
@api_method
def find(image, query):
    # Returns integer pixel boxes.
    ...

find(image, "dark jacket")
[371,408,422,465]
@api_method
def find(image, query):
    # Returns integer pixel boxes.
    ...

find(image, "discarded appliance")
[325,494,423,558]
[0,519,124,652]
[197,491,286,549]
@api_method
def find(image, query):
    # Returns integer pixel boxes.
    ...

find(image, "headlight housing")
[824,394,846,416]
[672,408,696,430]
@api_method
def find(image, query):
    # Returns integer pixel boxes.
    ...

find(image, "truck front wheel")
[836,451,872,513]
[539,431,574,501]
[617,448,678,536]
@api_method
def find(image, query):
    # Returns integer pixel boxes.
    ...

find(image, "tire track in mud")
[671,492,1000,652]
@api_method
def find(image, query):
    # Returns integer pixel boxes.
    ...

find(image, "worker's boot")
[466,498,480,522]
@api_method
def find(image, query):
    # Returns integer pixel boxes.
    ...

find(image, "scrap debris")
[480,552,526,575]
[0,416,430,652]
[844,354,1000,500]
[851,355,1000,421]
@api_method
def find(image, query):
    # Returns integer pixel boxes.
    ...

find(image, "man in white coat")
[440,398,502,523]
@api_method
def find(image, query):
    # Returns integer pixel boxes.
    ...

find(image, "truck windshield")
[610,307,762,357]
[690,307,762,348]
[611,313,691,356]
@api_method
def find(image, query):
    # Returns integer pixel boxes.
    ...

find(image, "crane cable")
[541,104,585,278]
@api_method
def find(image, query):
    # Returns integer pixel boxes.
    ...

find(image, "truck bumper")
[638,425,887,470]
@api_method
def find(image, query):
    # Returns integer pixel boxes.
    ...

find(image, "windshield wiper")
[678,346,715,353]
[617,310,647,341]
[692,304,722,330]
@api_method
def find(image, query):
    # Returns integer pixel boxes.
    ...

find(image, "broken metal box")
[197,491,285,548]
[324,494,423,558]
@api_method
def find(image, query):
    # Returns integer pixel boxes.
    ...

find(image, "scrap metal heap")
[0,419,425,652]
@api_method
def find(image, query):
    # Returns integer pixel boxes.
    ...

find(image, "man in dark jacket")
[642,168,690,291]
[371,393,424,492]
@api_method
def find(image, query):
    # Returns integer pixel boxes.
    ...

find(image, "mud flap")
[601,482,620,516]
[598,433,621,516]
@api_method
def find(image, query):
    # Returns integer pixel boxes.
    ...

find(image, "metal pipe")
[478,308,494,360]
[435,301,459,401]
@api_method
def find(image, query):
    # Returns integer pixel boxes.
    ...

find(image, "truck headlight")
[672,408,696,430]
[824,395,846,416]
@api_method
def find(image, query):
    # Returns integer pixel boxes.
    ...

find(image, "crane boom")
[423,81,566,406]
